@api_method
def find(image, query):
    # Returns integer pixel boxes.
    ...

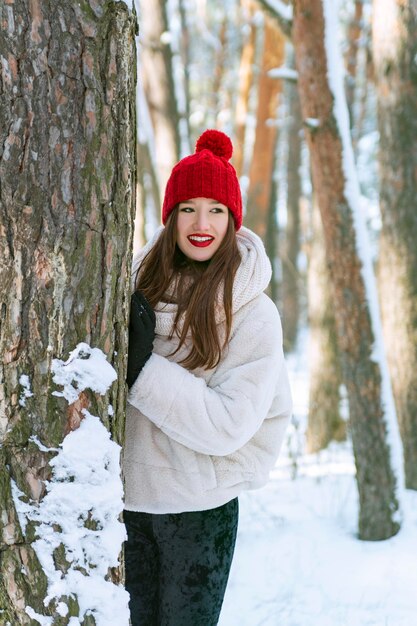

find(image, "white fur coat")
[123,227,292,513]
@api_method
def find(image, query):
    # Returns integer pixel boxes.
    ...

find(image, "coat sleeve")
[127,302,292,456]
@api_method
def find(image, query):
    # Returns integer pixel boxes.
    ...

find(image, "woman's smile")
[187,233,215,247]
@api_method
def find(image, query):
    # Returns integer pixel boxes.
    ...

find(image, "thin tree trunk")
[306,198,345,453]
[293,0,401,540]
[281,57,302,351]
[345,0,364,127]
[266,140,280,304]
[373,0,417,490]
[354,42,374,149]
[136,70,162,237]
[178,0,192,146]
[141,0,180,191]
[234,0,257,177]
[246,17,285,241]
[210,17,228,125]
[0,1,136,621]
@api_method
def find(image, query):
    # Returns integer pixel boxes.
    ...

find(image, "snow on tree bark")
[292,0,402,540]
[373,0,417,491]
[0,0,136,622]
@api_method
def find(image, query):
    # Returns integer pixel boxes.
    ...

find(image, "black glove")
[126,291,156,389]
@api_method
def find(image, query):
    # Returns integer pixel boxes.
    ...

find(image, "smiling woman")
[176,197,229,261]
[122,129,292,626]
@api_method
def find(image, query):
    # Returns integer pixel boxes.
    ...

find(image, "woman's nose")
[194,212,210,231]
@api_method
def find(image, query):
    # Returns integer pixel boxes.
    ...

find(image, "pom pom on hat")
[195,129,233,161]
[162,129,242,230]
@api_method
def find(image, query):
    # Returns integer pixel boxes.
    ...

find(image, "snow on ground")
[219,348,417,626]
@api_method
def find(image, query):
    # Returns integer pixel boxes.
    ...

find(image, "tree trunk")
[246,17,284,241]
[0,0,136,622]
[178,0,192,146]
[141,0,180,191]
[234,0,257,177]
[136,77,162,240]
[344,0,364,127]
[265,140,280,304]
[373,0,417,490]
[293,0,401,540]
[306,198,345,453]
[209,16,228,126]
[281,58,302,352]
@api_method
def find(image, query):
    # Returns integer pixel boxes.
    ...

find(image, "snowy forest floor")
[219,347,417,626]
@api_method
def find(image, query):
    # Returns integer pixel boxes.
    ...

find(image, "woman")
[123,129,292,626]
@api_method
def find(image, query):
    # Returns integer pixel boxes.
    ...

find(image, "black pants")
[124,498,239,626]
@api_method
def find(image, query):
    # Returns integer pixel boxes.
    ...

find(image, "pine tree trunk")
[137,127,162,241]
[265,141,280,304]
[141,0,180,191]
[234,0,257,177]
[178,0,192,145]
[0,0,136,622]
[282,64,302,352]
[373,0,417,490]
[208,16,228,127]
[306,199,345,453]
[246,18,284,240]
[345,0,363,127]
[293,0,401,540]
[355,42,374,148]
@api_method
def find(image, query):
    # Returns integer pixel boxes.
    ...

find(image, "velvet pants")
[124,498,239,626]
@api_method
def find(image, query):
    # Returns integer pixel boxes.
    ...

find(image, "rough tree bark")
[0,0,136,622]
[293,0,401,540]
[306,198,345,453]
[373,0,417,490]
[140,0,180,191]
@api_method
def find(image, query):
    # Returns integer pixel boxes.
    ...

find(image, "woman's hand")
[126,291,156,389]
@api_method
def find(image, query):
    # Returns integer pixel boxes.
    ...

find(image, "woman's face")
[176,197,229,261]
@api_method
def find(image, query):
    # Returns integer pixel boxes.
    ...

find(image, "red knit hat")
[162,129,243,230]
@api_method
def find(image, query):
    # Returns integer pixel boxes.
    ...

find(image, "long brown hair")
[135,207,241,370]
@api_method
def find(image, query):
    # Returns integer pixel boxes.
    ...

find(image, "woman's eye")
[180,207,194,213]
[211,207,224,213]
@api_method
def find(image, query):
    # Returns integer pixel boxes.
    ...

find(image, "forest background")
[1,0,416,624]
[137,0,417,621]
[137,0,416,536]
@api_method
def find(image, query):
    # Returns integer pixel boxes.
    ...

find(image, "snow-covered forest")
[1,0,416,624]
[135,1,417,623]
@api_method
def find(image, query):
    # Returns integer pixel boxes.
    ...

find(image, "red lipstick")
[187,234,215,248]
